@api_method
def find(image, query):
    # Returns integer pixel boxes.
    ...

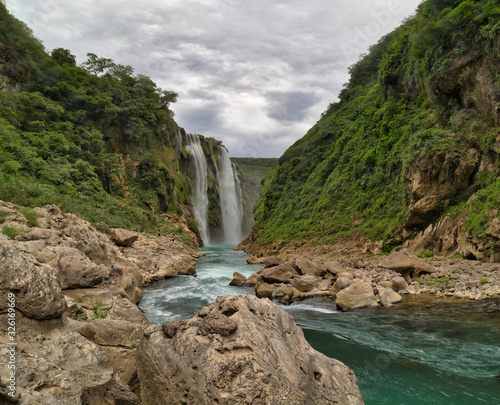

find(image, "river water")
[140,246,500,405]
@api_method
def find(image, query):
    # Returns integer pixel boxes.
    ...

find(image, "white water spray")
[185,134,210,245]
[217,146,243,245]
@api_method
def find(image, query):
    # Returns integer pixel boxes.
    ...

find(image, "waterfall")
[185,134,210,245]
[185,133,243,245]
[216,146,243,245]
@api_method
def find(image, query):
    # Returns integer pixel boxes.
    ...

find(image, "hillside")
[0,3,227,242]
[231,157,278,236]
[245,0,500,261]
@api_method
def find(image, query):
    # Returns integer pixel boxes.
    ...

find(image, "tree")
[81,53,115,76]
[51,48,76,66]
[158,90,178,108]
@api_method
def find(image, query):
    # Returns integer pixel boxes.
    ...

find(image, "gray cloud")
[5,0,422,157]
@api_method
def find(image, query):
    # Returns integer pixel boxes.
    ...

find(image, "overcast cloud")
[5,0,422,157]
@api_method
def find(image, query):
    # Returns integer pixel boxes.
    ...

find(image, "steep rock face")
[406,148,480,225]
[137,295,363,405]
[0,314,139,405]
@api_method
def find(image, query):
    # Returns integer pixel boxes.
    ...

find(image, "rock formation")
[237,251,499,308]
[137,295,364,405]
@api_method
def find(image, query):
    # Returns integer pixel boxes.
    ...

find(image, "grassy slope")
[252,0,500,250]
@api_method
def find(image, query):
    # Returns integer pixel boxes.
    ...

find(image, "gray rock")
[255,282,273,298]
[137,295,363,405]
[0,240,66,320]
[379,287,403,307]
[53,246,110,289]
[392,276,409,292]
[245,272,263,286]
[333,274,354,293]
[261,264,298,284]
[323,260,347,275]
[263,256,284,268]
[336,281,378,311]
[111,228,139,247]
[380,249,433,281]
[295,257,326,277]
[230,271,248,286]
[291,275,322,292]
[0,314,139,404]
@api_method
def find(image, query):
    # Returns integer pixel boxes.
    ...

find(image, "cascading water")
[183,134,244,246]
[216,146,243,245]
[185,134,210,245]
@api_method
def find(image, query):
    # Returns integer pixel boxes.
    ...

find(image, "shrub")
[22,209,38,227]
[418,249,434,258]
[2,225,18,239]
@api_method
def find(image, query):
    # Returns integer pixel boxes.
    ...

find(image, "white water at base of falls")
[185,134,210,245]
[216,146,243,245]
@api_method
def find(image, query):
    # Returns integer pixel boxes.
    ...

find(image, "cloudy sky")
[5,0,422,157]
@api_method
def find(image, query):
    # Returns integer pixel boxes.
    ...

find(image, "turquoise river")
[139,246,500,405]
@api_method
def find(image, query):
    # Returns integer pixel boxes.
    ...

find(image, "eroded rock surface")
[137,295,363,405]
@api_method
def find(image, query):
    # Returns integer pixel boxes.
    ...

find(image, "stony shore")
[237,248,500,310]
[0,201,363,404]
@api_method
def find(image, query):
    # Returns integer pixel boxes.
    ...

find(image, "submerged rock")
[137,295,364,405]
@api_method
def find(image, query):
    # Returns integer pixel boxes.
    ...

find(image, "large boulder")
[380,249,433,281]
[230,272,248,286]
[291,275,322,293]
[335,281,378,311]
[263,256,284,268]
[0,240,66,320]
[379,287,403,307]
[323,260,346,276]
[295,257,326,277]
[333,274,355,294]
[255,282,274,298]
[52,246,110,289]
[111,228,139,247]
[137,295,363,405]
[260,264,298,284]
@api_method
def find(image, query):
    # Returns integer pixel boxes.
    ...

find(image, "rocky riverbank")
[0,201,363,404]
[235,248,500,310]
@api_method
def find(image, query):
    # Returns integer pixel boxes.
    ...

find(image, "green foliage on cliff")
[253,0,500,247]
[231,158,278,235]
[0,3,191,233]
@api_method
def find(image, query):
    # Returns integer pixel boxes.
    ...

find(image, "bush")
[2,225,18,239]
[418,249,434,258]
[22,209,38,227]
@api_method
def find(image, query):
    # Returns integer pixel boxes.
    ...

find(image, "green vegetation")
[480,277,490,284]
[231,158,278,234]
[418,249,434,258]
[417,276,456,286]
[451,253,464,259]
[2,225,18,239]
[253,0,500,249]
[77,298,110,322]
[21,209,38,226]
[0,3,195,236]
